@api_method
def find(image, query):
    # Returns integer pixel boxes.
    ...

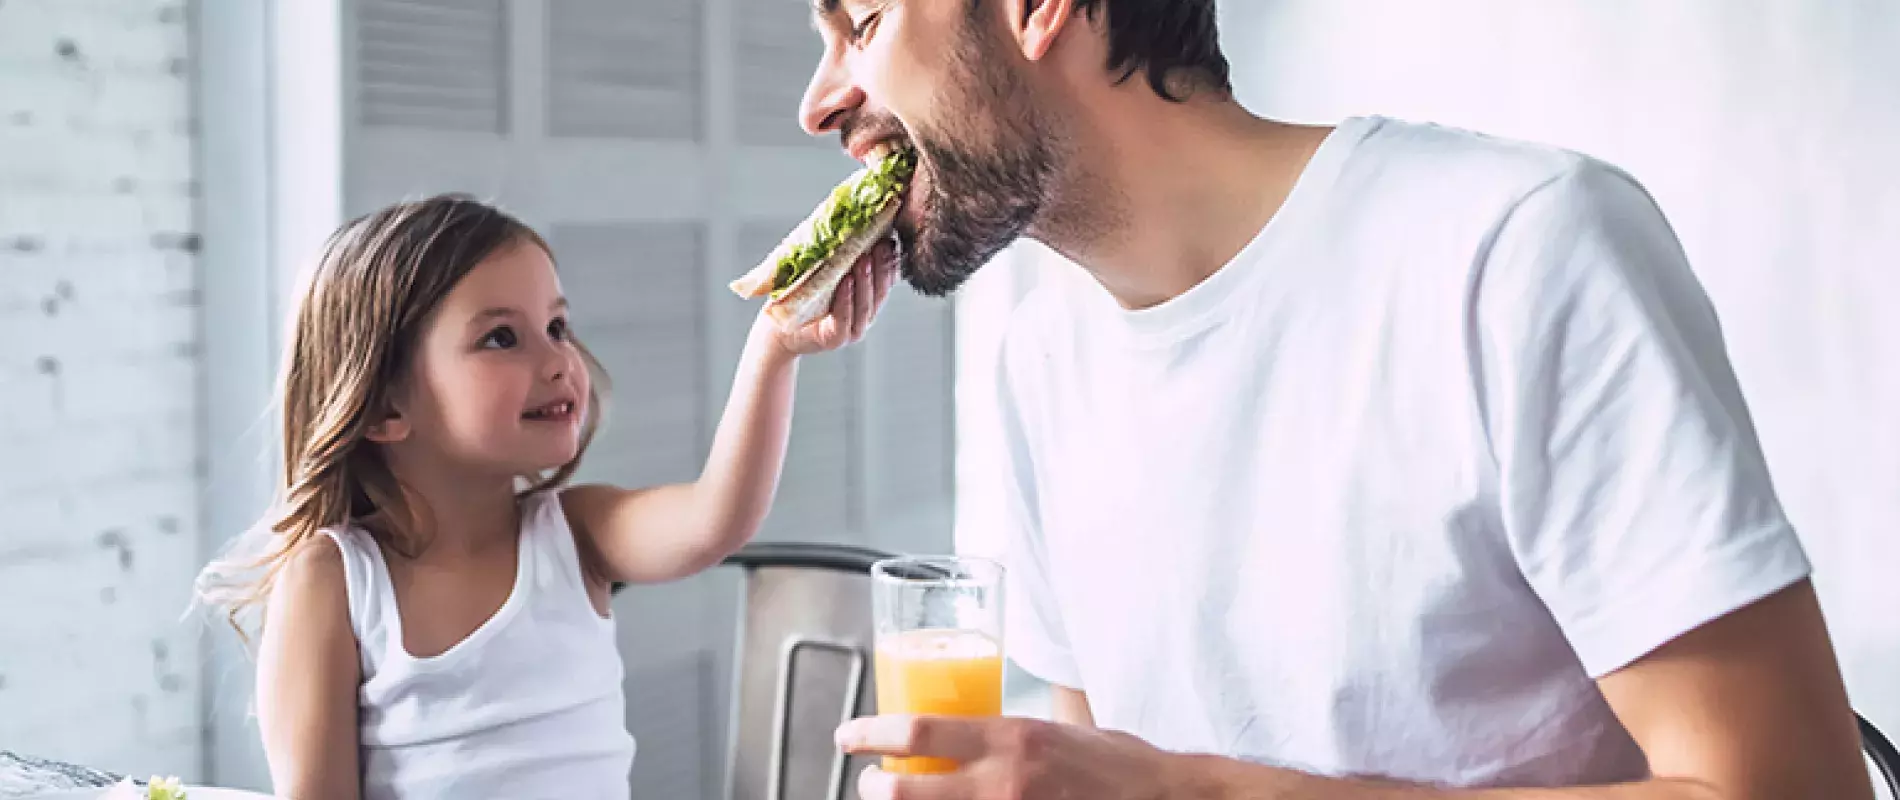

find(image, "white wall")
[0,0,204,777]
[957,0,1900,743]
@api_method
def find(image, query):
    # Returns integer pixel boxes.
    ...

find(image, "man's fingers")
[857,766,964,800]
[836,715,988,761]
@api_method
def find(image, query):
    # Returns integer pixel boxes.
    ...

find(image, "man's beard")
[894,20,1062,297]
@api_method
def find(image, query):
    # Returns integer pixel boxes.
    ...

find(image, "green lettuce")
[147,776,188,800]
[771,148,916,298]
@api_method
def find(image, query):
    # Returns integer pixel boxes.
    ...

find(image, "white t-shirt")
[992,115,1812,788]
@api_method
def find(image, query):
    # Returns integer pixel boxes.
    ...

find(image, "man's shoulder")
[1323,116,1669,290]
[1352,116,1585,177]
[1343,115,1630,217]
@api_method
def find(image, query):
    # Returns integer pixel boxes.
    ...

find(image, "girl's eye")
[548,317,570,342]
[480,326,518,349]
[849,11,881,46]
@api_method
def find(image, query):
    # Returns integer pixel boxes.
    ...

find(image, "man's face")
[803,0,1064,296]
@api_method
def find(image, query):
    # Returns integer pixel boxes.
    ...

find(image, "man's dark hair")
[1075,0,1232,101]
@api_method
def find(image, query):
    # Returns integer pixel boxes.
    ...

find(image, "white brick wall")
[0,0,203,779]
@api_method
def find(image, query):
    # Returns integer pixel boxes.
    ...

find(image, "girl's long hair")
[194,194,606,645]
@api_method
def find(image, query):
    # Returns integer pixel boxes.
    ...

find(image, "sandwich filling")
[769,147,916,299]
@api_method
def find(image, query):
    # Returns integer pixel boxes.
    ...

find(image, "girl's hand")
[772,238,900,357]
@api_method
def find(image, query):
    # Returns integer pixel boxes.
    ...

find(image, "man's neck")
[1033,95,1333,311]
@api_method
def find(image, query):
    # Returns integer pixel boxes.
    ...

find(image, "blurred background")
[0,0,1893,797]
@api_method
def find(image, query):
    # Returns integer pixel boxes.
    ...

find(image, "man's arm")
[1052,685,1095,728]
[1172,580,1870,800]
[839,580,1872,800]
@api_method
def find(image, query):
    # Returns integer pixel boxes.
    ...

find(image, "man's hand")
[836,714,1200,800]
[835,583,1873,800]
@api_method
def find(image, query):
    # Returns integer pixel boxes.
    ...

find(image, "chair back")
[722,543,894,800]
[1863,712,1899,798]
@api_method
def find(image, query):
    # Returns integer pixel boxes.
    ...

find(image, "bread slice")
[729,160,880,300]
[729,182,838,299]
[731,145,913,329]
[762,201,900,328]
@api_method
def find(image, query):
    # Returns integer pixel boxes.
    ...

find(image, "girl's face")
[377,240,590,478]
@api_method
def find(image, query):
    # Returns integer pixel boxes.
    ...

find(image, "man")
[803,1,1873,798]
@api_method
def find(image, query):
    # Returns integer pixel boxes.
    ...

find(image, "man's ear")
[363,401,411,444]
[1014,0,1081,62]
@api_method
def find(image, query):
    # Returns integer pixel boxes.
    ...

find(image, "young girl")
[195,194,897,799]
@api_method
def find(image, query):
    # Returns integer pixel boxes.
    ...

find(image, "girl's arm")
[564,244,896,584]
[256,537,362,800]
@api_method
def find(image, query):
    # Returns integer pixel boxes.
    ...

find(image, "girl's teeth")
[527,402,570,419]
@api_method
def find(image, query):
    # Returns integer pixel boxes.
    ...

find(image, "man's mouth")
[860,136,911,166]
[896,167,926,230]
[522,399,577,422]
[861,137,924,226]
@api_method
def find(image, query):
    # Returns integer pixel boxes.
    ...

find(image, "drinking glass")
[869,555,1005,775]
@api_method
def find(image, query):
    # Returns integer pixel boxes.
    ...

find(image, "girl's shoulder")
[528,486,618,603]
[268,531,353,626]
[284,531,348,578]
[275,524,382,632]
[522,486,579,533]
[308,521,386,580]
[257,532,363,690]
[521,485,567,510]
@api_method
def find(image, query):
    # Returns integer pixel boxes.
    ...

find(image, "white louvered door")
[340,0,954,795]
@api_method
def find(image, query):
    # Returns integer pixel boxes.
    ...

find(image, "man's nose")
[800,55,864,137]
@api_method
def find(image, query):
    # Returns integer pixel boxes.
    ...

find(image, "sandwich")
[729,144,917,328]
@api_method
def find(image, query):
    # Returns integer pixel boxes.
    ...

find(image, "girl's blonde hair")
[196,194,606,643]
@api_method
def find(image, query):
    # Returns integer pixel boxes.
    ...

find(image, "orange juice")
[873,628,1004,775]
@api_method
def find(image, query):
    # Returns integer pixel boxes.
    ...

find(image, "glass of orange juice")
[870,555,1005,776]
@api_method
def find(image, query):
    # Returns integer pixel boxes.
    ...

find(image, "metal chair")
[719,542,895,800]
[1863,712,1900,798]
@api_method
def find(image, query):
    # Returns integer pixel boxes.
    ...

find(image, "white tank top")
[321,490,635,799]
